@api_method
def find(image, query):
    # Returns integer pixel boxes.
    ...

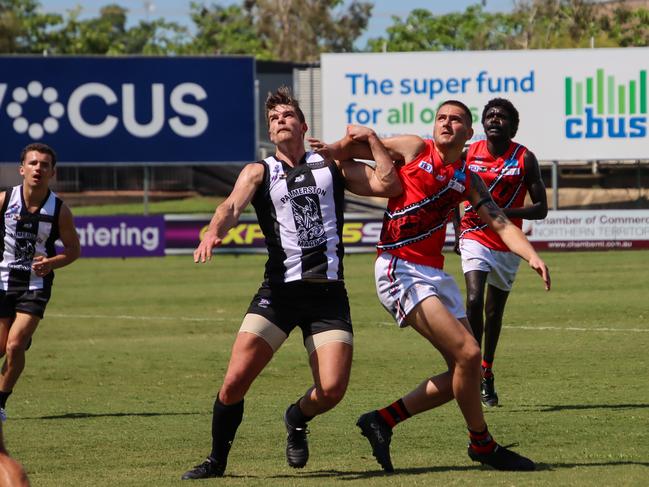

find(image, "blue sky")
[40,0,517,43]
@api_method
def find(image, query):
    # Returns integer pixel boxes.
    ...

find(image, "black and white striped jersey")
[1,185,62,292]
[251,152,346,284]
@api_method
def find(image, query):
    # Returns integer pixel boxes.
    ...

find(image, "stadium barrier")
[59,210,649,258]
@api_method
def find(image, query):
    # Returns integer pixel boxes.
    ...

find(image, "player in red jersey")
[457,98,548,407]
[314,100,550,473]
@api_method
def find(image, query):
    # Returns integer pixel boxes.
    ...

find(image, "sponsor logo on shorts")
[258,298,271,308]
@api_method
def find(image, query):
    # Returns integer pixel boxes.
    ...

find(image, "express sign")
[0,56,255,164]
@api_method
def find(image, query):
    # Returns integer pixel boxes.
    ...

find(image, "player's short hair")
[20,142,57,167]
[438,100,473,128]
[482,98,520,137]
[265,86,306,126]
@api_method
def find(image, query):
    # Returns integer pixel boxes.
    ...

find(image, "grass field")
[6,250,649,486]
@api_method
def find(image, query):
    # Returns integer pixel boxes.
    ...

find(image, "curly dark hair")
[265,86,306,126]
[481,98,519,138]
[20,142,57,167]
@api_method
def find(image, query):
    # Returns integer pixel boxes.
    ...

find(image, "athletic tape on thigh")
[304,329,353,355]
[239,314,288,352]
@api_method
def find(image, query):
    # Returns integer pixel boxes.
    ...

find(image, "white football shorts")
[459,238,521,292]
[375,252,466,327]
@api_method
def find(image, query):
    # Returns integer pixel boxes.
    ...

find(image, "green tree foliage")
[183,2,268,56]
[0,0,64,53]
[601,6,649,47]
[368,0,649,52]
[188,0,372,61]
[0,0,187,54]
[367,5,525,52]
[1,0,647,57]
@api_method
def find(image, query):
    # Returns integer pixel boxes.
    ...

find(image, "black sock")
[285,401,313,427]
[210,395,244,463]
[0,390,12,409]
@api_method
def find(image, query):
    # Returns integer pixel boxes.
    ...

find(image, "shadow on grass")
[537,460,649,470]
[511,403,649,412]
[255,460,649,479]
[267,465,477,480]
[19,411,202,420]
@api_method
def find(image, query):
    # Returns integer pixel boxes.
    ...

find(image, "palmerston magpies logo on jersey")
[291,196,326,248]
[11,239,35,272]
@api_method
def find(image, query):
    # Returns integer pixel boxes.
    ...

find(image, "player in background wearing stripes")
[0,143,80,422]
[319,100,550,473]
[455,98,548,407]
[181,87,401,480]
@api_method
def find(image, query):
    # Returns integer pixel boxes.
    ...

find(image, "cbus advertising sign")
[0,56,255,164]
[321,48,649,161]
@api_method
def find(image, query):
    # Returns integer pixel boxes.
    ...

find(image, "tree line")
[1,0,647,61]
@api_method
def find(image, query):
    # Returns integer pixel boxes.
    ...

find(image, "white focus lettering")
[68,83,118,137]
[122,83,165,137]
[169,83,208,137]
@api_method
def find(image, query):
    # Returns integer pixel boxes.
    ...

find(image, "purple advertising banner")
[164,214,387,254]
[66,215,166,257]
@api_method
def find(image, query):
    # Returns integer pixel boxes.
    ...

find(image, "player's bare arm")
[337,127,402,197]
[313,126,426,165]
[503,150,548,221]
[32,204,81,277]
[469,172,550,290]
[194,163,264,263]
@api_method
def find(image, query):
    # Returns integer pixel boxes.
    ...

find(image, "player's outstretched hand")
[346,125,376,142]
[528,255,551,291]
[193,233,222,263]
[308,138,332,159]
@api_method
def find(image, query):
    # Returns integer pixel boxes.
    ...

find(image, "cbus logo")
[564,69,647,139]
[0,80,209,140]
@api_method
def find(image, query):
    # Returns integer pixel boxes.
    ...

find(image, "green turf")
[7,251,649,486]
[70,196,226,216]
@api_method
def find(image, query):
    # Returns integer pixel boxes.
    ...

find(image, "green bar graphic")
[619,86,626,114]
[576,82,584,115]
[597,69,604,114]
[608,75,614,114]
[586,77,593,105]
[641,70,647,114]
[565,77,573,115]
[630,81,637,114]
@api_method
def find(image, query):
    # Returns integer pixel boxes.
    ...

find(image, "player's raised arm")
[312,126,402,198]
[468,172,550,291]
[312,126,427,165]
[194,163,264,263]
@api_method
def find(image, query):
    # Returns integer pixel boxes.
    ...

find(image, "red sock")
[377,398,411,428]
[468,427,497,455]
[481,359,494,377]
